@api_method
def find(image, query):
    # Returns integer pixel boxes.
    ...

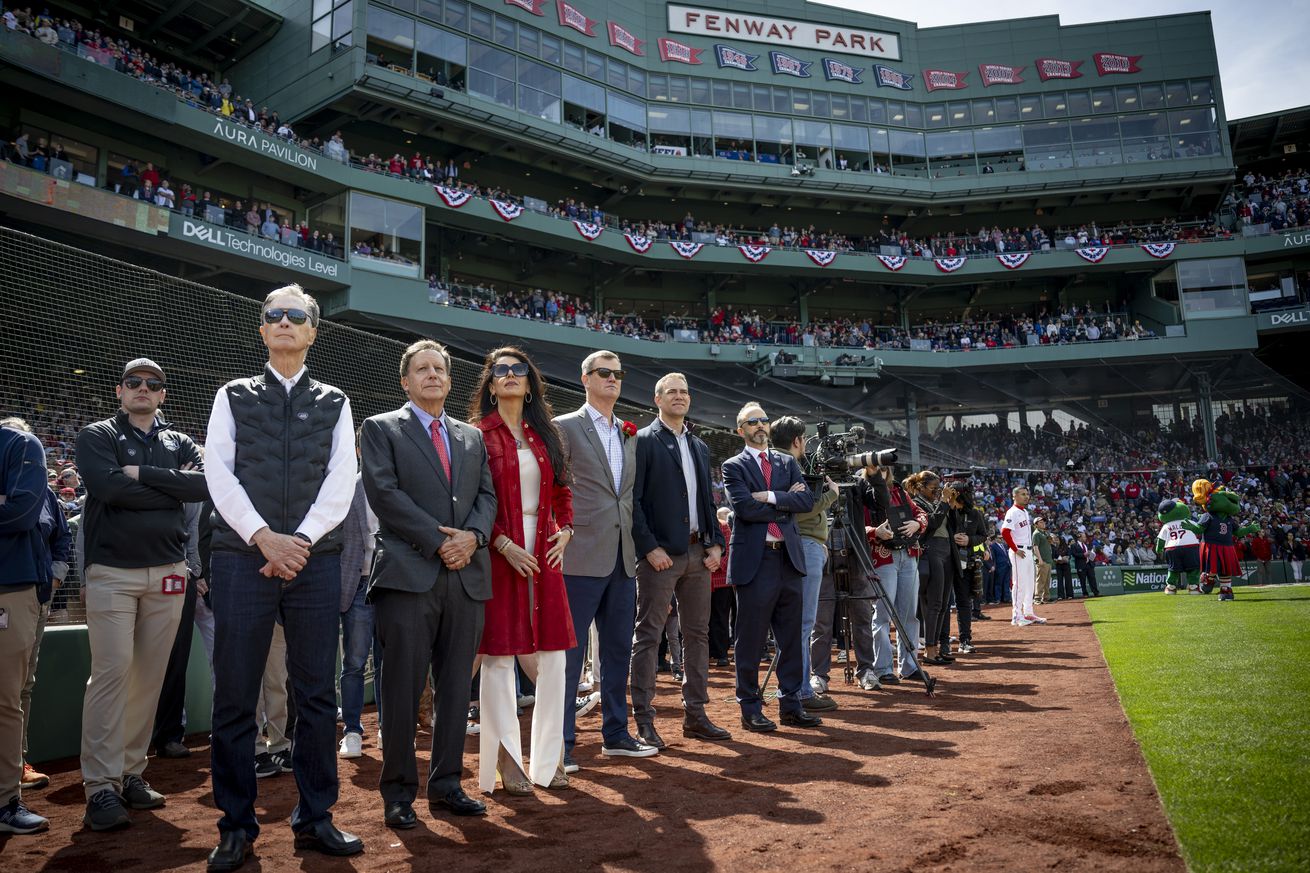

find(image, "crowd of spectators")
[1230,169,1310,233]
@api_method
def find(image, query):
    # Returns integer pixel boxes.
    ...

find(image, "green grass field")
[1087,585,1310,873]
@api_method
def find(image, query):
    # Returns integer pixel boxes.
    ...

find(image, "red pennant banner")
[503,0,545,15]
[607,21,644,56]
[658,38,704,65]
[556,1,596,37]
[1034,57,1083,81]
[978,63,1024,86]
[923,69,969,92]
[1093,52,1143,75]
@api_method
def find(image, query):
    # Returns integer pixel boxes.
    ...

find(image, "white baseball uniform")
[1002,504,1035,622]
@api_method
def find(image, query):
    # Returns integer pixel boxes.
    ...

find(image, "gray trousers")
[631,543,711,723]
[810,560,875,686]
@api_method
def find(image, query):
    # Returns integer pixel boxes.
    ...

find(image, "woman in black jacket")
[905,471,955,666]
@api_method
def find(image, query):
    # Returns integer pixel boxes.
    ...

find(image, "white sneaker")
[1014,617,1035,627]
[858,674,881,691]
[338,732,362,759]
[1024,614,1047,624]
[466,720,480,736]
[809,675,829,695]
[575,691,600,717]
[377,729,383,751]
[517,693,535,708]
[577,677,594,693]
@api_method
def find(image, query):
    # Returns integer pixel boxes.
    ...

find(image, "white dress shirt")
[205,364,357,545]
[658,415,700,535]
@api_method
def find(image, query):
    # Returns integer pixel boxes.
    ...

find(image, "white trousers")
[478,650,566,792]
[1010,548,1035,621]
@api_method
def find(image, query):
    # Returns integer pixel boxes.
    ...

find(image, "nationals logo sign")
[873,64,912,90]
[770,51,812,78]
[1035,57,1083,81]
[556,1,596,37]
[670,240,704,258]
[503,0,544,14]
[822,58,862,84]
[624,233,652,253]
[923,69,968,92]
[490,199,522,221]
[573,220,604,241]
[996,252,1031,270]
[715,44,758,71]
[1093,52,1143,75]
[607,21,644,56]
[738,244,771,262]
[434,185,471,208]
[1076,247,1110,263]
[876,254,907,271]
[934,257,967,273]
[1142,242,1176,259]
[979,63,1024,86]
[805,249,837,267]
[658,38,704,64]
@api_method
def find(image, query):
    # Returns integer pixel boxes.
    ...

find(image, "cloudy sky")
[816,0,1306,120]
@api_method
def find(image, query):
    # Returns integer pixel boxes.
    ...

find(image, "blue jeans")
[872,549,920,678]
[563,550,637,755]
[799,537,828,700]
[338,576,373,736]
[210,551,341,841]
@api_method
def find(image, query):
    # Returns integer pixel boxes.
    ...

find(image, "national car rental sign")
[666,4,901,60]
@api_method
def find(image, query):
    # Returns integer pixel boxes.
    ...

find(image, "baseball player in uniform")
[1000,486,1045,626]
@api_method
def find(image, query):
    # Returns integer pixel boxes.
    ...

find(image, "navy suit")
[722,447,814,717]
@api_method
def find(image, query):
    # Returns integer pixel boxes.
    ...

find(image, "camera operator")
[864,464,928,686]
[942,482,985,655]
[771,417,839,713]
[906,471,957,668]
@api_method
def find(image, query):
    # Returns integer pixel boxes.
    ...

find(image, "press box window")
[313,0,354,54]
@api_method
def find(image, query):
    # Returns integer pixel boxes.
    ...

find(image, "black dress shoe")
[682,715,732,741]
[878,674,900,685]
[157,741,191,759]
[429,788,486,817]
[207,831,251,873]
[636,723,667,750]
[740,712,777,733]
[901,669,927,683]
[384,801,417,829]
[925,654,954,666]
[293,821,364,857]
[780,710,823,728]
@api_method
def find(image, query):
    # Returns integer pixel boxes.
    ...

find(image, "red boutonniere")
[621,420,637,437]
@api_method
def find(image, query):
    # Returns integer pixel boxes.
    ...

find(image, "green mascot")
[1155,498,1201,594]
[1180,480,1259,601]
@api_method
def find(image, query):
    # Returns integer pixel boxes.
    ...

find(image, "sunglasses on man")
[122,375,166,391]
[492,362,530,378]
[263,307,311,325]
[740,417,770,427]
[585,366,625,381]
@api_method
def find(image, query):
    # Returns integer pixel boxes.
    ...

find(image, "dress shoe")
[901,669,927,683]
[878,674,900,685]
[714,657,731,667]
[157,741,191,759]
[803,693,838,712]
[740,712,777,733]
[636,723,667,750]
[207,831,251,872]
[384,801,416,829]
[682,714,732,741]
[293,821,364,857]
[430,788,486,817]
[780,710,823,728]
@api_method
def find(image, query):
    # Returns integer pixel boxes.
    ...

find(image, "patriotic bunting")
[1142,242,1176,259]
[738,244,771,263]
[624,233,652,253]
[805,250,838,267]
[573,220,604,241]
[434,186,471,208]
[876,254,907,271]
[490,199,522,221]
[1076,247,1110,263]
[934,257,967,273]
[996,252,1031,270]
[670,240,703,259]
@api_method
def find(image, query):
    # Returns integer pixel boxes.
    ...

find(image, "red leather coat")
[477,411,577,655]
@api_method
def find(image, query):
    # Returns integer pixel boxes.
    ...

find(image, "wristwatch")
[293,532,312,545]
[472,529,488,549]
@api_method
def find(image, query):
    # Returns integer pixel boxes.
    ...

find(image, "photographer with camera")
[860,464,928,686]
[941,482,986,656]
[906,471,959,668]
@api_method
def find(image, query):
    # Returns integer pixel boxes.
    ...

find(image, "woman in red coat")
[468,346,576,795]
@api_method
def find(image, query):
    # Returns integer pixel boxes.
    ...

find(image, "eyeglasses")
[741,417,770,427]
[491,362,530,379]
[122,375,165,391]
[586,367,625,381]
[263,307,310,325]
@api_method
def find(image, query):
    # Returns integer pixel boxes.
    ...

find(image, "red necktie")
[759,453,783,540]
[430,419,451,482]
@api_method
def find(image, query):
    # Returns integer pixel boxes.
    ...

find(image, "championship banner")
[822,58,862,84]
[876,254,907,271]
[556,1,596,37]
[769,51,812,78]
[978,63,1024,86]
[923,69,968,92]
[715,44,758,71]
[670,240,704,258]
[1093,52,1143,75]
[934,257,967,273]
[652,144,688,156]
[1142,242,1176,259]
[624,233,652,253]
[659,38,704,64]
[996,252,1031,270]
[573,220,604,240]
[1035,57,1083,81]
[738,244,771,262]
[607,21,644,56]
[503,0,545,15]
[805,249,838,267]
[490,199,523,221]
[873,64,913,91]
[434,185,471,208]
[1076,247,1109,263]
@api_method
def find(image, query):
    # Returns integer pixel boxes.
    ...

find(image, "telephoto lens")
[844,448,898,470]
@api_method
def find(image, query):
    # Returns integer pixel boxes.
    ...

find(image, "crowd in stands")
[1231,169,1310,232]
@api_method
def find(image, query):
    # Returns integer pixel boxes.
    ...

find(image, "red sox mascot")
[1180,480,1259,602]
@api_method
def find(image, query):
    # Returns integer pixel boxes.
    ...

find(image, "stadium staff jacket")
[0,425,51,589]
[75,410,208,569]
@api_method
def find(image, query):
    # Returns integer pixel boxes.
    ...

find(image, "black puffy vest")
[210,366,346,554]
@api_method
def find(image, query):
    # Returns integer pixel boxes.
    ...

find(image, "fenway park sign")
[666,4,900,59]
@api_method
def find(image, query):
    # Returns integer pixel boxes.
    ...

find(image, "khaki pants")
[256,622,289,754]
[1035,561,1052,604]
[21,600,50,757]
[80,562,186,799]
[0,585,41,804]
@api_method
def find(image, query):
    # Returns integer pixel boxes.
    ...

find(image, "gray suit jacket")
[361,406,496,601]
[338,475,373,613]
[554,405,637,578]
